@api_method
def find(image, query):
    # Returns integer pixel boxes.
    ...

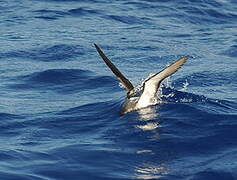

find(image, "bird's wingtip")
[183,56,189,60]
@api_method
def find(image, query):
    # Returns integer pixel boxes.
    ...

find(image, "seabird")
[94,44,188,115]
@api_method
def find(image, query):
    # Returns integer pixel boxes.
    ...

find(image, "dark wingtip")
[94,43,134,93]
[94,43,102,54]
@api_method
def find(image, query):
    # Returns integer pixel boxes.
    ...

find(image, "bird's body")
[121,97,139,115]
[94,44,188,115]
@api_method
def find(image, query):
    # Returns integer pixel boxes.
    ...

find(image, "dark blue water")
[1,0,237,179]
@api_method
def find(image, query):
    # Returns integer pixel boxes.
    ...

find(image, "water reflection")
[135,106,160,131]
[138,107,159,121]
[134,162,168,179]
[134,150,167,179]
[133,106,167,179]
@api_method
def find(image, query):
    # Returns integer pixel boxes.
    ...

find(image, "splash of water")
[159,76,175,99]
[179,79,189,92]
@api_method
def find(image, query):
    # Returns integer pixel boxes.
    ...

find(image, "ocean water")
[0,0,237,179]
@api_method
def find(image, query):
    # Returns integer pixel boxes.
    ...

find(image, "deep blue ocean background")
[0,0,237,179]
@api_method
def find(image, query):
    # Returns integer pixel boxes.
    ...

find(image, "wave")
[175,70,237,88]
[221,45,237,58]
[0,113,25,137]
[105,15,151,25]
[33,9,68,20]
[68,7,101,16]
[129,0,237,25]
[9,69,120,94]
[0,44,85,61]
[0,113,23,121]
[21,69,93,84]
[33,7,100,20]
[58,100,121,116]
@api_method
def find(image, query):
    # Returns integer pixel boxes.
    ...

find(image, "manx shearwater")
[94,44,188,115]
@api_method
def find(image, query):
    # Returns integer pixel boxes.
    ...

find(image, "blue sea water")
[0,0,237,179]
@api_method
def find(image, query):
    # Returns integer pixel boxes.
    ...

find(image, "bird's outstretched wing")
[138,56,188,106]
[94,44,134,93]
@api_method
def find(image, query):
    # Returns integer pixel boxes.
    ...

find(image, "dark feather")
[94,44,134,93]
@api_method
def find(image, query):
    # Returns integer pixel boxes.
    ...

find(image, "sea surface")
[0,0,237,179]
